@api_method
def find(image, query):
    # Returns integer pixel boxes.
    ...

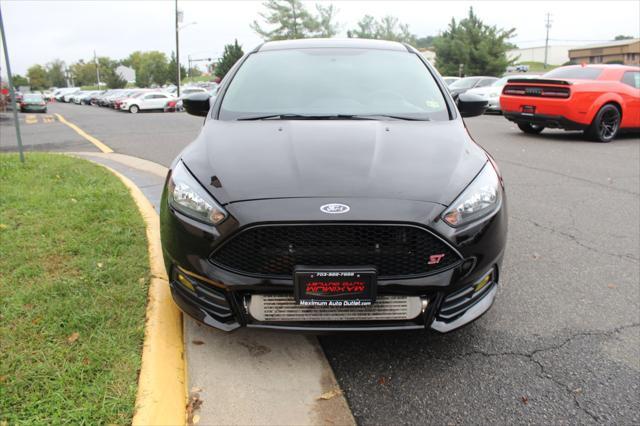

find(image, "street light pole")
[94,50,101,88]
[543,13,552,69]
[175,0,181,97]
[0,5,25,163]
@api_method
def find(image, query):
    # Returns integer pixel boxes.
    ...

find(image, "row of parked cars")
[441,75,541,113]
[51,85,217,113]
[444,64,639,142]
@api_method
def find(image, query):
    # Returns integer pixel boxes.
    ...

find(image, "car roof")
[563,64,639,71]
[258,38,409,52]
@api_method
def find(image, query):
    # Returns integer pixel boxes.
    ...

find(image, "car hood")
[181,119,488,206]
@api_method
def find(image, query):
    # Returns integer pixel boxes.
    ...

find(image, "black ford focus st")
[160,39,507,332]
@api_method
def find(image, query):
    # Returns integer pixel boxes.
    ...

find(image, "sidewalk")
[73,152,355,426]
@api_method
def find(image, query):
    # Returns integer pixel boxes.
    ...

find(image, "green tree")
[433,7,516,76]
[135,51,170,87]
[11,74,29,87]
[415,36,435,49]
[347,15,376,38]
[46,59,66,87]
[215,40,245,80]
[70,60,98,86]
[614,35,634,40]
[121,51,168,86]
[315,4,339,38]
[347,15,416,44]
[188,66,203,78]
[27,64,49,90]
[95,57,128,89]
[166,51,188,86]
[251,0,336,40]
[104,71,127,89]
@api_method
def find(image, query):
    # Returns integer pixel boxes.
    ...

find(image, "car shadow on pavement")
[513,129,640,144]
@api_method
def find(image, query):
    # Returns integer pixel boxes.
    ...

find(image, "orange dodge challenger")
[500,64,640,142]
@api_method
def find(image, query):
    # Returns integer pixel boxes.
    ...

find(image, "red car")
[500,64,640,142]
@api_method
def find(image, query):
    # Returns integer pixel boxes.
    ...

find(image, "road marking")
[55,113,114,153]
[25,114,37,124]
[75,157,186,426]
[43,115,55,124]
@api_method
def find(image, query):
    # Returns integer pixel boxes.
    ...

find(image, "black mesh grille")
[210,224,461,278]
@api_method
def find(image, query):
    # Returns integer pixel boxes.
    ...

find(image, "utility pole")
[292,1,298,39]
[0,5,25,162]
[544,12,552,69]
[188,54,191,78]
[175,0,181,97]
[94,50,101,88]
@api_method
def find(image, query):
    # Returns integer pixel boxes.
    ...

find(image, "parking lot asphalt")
[4,102,638,424]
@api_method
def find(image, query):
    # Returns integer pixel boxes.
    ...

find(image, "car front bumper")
[160,187,508,333]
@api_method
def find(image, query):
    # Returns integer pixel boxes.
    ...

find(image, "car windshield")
[219,48,449,121]
[543,67,603,80]
[449,77,480,89]
[24,94,43,102]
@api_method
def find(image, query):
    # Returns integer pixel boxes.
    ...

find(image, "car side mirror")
[457,93,488,118]
[183,93,211,117]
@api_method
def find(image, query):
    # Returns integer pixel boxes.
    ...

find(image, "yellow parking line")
[55,113,114,153]
[25,114,38,124]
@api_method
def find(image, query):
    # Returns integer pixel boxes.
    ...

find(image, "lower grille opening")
[248,294,425,322]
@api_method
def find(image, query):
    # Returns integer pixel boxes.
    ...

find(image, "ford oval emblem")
[320,203,350,214]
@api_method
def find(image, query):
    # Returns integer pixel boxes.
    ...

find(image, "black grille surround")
[209,223,462,279]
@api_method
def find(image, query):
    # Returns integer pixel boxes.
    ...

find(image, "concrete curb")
[72,156,186,426]
[67,147,356,425]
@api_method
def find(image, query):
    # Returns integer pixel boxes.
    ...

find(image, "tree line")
[14,50,202,91]
[250,1,517,76]
[16,2,526,90]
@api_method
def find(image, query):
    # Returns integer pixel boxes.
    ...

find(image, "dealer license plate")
[294,267,377,307]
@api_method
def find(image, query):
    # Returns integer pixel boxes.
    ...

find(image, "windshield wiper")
[237,114,335,121]
[346,114,430,121]
[237,113,429,121]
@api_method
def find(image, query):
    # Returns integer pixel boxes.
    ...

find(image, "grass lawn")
[517,61,560,73]
[0,153,149,424]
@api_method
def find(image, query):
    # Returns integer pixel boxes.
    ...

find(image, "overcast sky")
[1,0,639,75]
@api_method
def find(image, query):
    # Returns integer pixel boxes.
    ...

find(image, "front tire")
[129,105,139,114]
[517,122,545,134]
[584,104,621,143]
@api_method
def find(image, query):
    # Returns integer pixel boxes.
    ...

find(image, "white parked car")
[71,91,89,104]
[442,76,461,86]
[120,91,176,113]
[62,89,81,103]
[466,75,539,112]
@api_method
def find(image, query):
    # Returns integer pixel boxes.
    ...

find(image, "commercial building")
[568,39,640,65]
[507,45,578,66]
[116,65,136,84]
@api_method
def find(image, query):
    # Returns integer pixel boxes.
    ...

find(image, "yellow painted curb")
[94,163,186,426]
[55,113,114,153]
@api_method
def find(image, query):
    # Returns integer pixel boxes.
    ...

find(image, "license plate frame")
[521,105,536,115]
[294,266,377,307]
